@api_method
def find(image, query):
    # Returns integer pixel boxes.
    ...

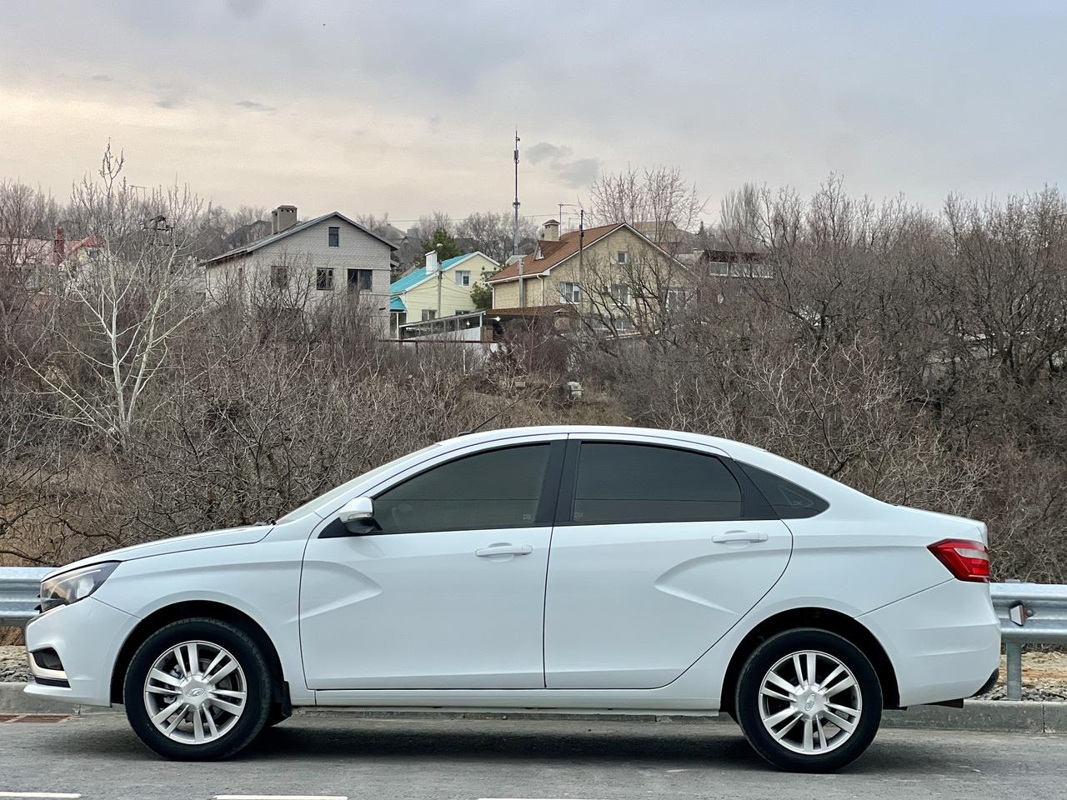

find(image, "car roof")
[436,425,877,510]
[441,425,763,458]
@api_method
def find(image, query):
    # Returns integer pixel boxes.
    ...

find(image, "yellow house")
[488,220,690,334]
[390,250,500,333]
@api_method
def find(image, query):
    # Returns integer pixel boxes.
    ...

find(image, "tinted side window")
[572,443,742,524]
[374,445,551,533]
[739,462,829,519]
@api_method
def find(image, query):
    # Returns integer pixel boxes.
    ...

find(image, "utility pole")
[436,244,443,320]
[513,130,524,308]
[578,208,585,309]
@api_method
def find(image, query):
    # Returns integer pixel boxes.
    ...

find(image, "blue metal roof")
[390,267,430,294]
[389,253,478,295]
[390,296,406,312]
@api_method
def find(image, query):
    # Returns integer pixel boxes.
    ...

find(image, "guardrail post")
[1005,642,1023,700]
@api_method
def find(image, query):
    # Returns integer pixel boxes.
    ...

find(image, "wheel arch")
[719,607,900,713]
[110,601,288,707]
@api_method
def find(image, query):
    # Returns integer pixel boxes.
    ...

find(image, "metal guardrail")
[0,568,1063,700]
[991,581,1067,700]
[0,567,51,629]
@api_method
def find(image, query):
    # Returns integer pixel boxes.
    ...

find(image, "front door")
[300,442,560,690]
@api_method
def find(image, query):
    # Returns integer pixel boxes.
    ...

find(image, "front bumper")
[23,595,137,707]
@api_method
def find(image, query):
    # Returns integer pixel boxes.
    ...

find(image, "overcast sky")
[2,0,1065,231]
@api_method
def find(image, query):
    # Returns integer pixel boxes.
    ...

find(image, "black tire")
[734,628,882,772]
[123,617,273,760]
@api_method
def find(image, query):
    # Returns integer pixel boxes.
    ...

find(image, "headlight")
[39,562,120,613]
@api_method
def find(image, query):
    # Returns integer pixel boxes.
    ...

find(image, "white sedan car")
[24,426,1000,771]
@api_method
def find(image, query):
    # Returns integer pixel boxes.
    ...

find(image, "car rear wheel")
[734,628,882,772]
[123,618,273,760]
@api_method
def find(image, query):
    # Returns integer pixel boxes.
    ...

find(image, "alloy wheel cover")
[142,639,249,745]
[757,649,863,756]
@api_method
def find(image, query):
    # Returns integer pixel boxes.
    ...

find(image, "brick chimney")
[271,205,298,234]
[53,227,65,265]
[542,219,560,242]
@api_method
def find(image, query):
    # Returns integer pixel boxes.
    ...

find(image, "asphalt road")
[0,712,1063,800]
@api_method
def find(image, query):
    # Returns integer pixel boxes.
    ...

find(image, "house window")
[328,227,340,247]
[616,251,629,265]
[347,268,373,292]
[609,283,631,305]
[316,268,334,291]
[422,309,437,321]
[613,316,634,331]
[559,281,582,304]
[455,270,471,287]
[666,287,688,311]
[271,265,289,290]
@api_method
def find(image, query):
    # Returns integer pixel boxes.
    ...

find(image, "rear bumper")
[974,667,1000,697]
[860,579,1001,707]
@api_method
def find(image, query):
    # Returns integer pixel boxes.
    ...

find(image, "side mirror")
[336,496,381,535]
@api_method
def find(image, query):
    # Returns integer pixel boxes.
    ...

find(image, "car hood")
[45,525,272,578]
[893,506,988,545]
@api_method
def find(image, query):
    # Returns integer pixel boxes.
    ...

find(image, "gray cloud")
[556,158,600,188]
[526,142,565,164]
[527,142,600,189]
[3,2,1067,220]
[236,100,275,113]
[226,0,265,18]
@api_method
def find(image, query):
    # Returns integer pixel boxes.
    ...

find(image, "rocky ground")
[2,645,1066,701]
[979,651,1067,701]
[1,645,28,683]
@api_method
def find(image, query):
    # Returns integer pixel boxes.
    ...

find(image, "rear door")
[543,435,793,689]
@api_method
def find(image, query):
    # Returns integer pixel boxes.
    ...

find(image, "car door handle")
[712,531,769,544]
[475,544,533,557]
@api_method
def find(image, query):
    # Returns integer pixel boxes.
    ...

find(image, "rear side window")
[572,443,742,524]
[374,444,551,533]
[739,462,829,519]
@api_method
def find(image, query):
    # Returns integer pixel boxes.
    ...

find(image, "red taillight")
[928,539,990,582]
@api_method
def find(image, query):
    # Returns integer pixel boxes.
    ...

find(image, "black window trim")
[736,460,829,519]
[553,438,776,526]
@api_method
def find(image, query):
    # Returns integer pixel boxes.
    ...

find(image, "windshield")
[275,442,442,524]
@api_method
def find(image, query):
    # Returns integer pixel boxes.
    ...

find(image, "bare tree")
[455,211,538,264]
[0,182,61,370]
[940,188,1067,387]
[412,211,455,245]
[588,166,707,244]
[25,144,207,447]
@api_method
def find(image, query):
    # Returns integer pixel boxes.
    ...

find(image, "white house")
[203,205,396,327]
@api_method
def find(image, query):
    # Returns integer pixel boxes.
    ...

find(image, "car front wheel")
[123,617,273,760]
[734,628,882,772]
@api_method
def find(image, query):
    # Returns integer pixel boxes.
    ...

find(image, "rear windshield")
[739,462,829,519]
